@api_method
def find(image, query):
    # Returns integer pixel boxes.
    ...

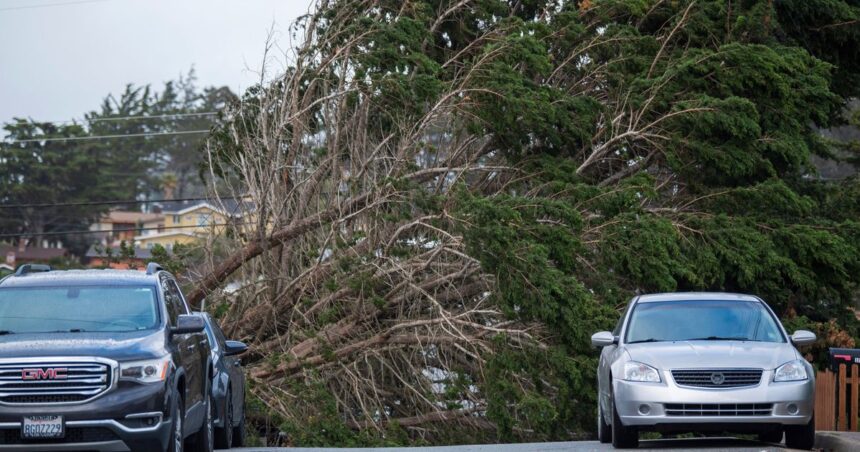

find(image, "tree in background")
[102,0,860,445]
[0,71,236,256]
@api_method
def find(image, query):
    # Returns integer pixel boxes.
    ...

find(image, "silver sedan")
[592,292,817,449]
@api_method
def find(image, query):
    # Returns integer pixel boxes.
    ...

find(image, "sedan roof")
[636,292,762,303]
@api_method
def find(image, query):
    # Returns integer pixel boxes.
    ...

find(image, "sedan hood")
[624,341,798,371]
[0,330,166,362]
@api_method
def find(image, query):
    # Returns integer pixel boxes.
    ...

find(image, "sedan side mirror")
[171,314,206,335]
[224,340,248,356]
[790,330,816,346]
[591,331,618,347]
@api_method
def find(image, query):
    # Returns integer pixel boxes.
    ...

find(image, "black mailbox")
[829,348,860,372]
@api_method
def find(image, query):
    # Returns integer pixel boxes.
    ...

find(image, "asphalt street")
[223,437,797,451]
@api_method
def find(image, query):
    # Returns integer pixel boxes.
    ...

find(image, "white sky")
[0,0,309,124]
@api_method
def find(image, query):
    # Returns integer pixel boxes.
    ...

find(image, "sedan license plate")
[22,415,64,439]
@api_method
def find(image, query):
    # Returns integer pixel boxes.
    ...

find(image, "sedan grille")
[0,361,111,405]
[671,369,762,388]
[665,403,773,416]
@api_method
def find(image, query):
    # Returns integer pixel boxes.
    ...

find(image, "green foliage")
[218,0,860,445]
[149,242,198,276]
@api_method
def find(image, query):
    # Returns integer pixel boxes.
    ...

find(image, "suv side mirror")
[790,330,816,346]
[224,340,248,356]
[171,315,205,335]
[591,331,618,347]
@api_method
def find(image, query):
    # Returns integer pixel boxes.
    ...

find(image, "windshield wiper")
[688,336,751,341]
[627,338,663,344]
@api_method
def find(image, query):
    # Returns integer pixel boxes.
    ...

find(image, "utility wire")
[3,129,210,144]
[0,222,251,240]
[0,0,112,12]
[0,195,242,209]
[3,112,219,126]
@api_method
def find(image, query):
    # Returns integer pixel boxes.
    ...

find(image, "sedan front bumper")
[613,369,814,428]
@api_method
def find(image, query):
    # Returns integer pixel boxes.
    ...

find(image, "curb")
[815,431,860,451]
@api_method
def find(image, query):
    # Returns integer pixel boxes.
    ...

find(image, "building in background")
[135,198,250,250]
[89,210,163,247]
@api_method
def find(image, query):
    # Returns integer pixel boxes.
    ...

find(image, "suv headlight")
[120,356,171,384]
[623,361,661,382]
[774,359,808,382]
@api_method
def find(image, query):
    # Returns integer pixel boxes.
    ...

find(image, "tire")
[785,415,815,450]
[168,391,184,452]
[611,397,638,449]
[214,392,233,449]
[757,428,783,444]
[232,408,246,448]
[189,394,215,452]
[597,400,612,443]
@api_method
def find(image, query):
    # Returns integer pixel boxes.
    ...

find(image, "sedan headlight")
[120,356,171,384]
[623,361,661,382]
[774,359,808,382]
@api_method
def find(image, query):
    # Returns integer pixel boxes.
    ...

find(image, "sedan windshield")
[0,286,158,333]
[625,300,784,344]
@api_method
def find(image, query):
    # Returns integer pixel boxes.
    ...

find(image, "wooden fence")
[815,363,859,431]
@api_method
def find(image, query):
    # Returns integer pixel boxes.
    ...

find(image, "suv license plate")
[22,415,64,439]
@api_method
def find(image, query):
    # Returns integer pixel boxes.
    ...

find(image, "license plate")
[22,415,64,439]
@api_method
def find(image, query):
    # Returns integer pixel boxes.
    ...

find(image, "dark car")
[0,263,215,452]
[197,312,247,449]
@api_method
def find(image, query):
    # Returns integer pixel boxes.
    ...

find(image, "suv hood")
[624,341,798,371]
[0,330,166,362]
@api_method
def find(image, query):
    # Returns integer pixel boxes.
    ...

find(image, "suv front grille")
[671,369,763,388]
[665,403,773,416]
[0,361,111,405]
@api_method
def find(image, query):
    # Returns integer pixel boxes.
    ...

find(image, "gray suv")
[0,264,214,451]
[592,292,816,449]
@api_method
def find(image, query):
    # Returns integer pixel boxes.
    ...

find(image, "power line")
[3,112,219,126]
[3,129,210,144]
[87,112,218,123]
[0,0,112,12]
[0,222,251,240]
[0,196,241,209]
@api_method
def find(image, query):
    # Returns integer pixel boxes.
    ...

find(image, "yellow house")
[134,200,249,249]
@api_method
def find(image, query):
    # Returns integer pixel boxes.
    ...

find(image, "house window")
[197,214,211,227]
[172,215,180,224]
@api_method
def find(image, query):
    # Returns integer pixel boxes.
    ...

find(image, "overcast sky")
[0,0,308,124]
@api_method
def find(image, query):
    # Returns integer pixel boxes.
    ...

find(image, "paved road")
[223,437,796,451]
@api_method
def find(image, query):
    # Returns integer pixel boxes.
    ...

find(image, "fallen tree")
[188,0,860,446]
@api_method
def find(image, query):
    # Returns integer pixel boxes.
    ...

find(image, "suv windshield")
[0,286,159,333]
[625,300,784,344]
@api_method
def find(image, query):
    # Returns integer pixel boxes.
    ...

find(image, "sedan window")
[625,300,784,344]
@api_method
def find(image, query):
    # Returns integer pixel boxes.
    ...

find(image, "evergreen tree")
[203,0,860,443]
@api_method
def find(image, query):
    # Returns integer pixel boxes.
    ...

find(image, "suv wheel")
[785,415,815,450]
[597,401,611,443]
[169,392,184,452]
[611,397,638,449]
[189,394,215,452]
[214,392,233,449]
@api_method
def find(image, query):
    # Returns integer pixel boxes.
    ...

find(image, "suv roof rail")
[14,264,52,276]
[145,262,164,275]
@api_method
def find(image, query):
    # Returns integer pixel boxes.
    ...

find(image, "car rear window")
[625,300,785,344]
[0,285,159,333]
